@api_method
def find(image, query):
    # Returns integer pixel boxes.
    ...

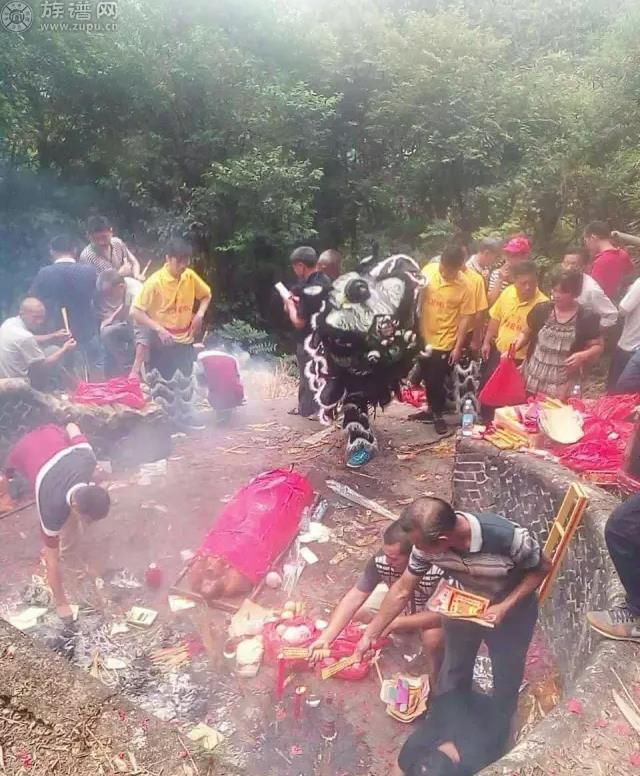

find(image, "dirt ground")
[0,398,459,775]
[10,393,619,774]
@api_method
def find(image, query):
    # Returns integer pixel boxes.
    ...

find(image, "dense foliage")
[1,0,639,322]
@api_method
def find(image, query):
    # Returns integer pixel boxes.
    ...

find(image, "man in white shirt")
[609,275,640,393]
[0,298,75,387]
[563,247,618,329]
[95,270,144,377]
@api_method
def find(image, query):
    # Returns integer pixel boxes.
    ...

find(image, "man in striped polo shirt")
[309,520,445,685]
[356,497,551,724]
[80,215,141,278]
[3,423,110,621]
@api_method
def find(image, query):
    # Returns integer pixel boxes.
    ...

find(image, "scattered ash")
[138,671,208,721]
[21,575,53,607]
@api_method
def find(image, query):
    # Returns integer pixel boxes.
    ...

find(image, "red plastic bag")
[479,347,526,408]
[72,377,147,409]
[198,469,313,585]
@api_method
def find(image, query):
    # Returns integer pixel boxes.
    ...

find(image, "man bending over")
[3,423,110,620]
[310,519,445,685]
[356,497,550,727]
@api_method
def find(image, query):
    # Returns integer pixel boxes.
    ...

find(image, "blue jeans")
[612,348,640,394]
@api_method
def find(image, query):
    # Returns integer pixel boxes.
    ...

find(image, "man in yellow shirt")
[132,238,212,379]
[418,245,475,434]
[463,264,489,353]
[479,261,547,419]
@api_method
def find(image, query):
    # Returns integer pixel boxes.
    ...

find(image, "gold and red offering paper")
[427,580,493,627]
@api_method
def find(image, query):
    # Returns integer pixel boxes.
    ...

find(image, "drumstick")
[61,307,70,334]
[141,260,152,280]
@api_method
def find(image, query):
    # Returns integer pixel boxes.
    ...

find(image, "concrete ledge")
[453,439,632,773]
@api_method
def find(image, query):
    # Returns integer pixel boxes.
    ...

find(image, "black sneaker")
[434,415,448,435]
[409,410,434,423]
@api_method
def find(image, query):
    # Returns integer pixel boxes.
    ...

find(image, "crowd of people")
[282,222,639,452]
[1,220,640,776]
[0,217,211,391]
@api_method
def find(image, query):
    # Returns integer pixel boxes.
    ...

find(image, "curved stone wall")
[453,439,632,773]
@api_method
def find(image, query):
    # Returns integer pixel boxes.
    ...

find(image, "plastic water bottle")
[570,384,582,400]
[461,399,476,437]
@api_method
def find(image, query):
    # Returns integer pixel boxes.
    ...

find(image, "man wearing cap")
[487,236,532,305]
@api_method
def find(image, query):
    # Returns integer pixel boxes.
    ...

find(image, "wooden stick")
[61,307,70,333]
[141,260,152,279]
[372,653,384,686]
[0,499,35,522]
[612,667,640,717]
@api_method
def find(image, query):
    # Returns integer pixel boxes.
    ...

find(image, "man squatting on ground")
[354,497,551,775]
[2,424,110,621]
[309,520,445,686]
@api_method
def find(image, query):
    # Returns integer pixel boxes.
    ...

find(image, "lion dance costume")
[304,254,425,466]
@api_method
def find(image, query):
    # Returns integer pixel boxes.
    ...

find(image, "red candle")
[293,686,306,720]
[145,563,162,588]
[276,654,286,700]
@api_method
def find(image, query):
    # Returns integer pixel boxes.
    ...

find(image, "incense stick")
[61,307,70,333]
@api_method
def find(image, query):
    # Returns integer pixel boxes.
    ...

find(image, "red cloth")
[198,469,313,584]
[6,424,88,487]
[590,248,633,299]
[556,394,640,473]
[197,350,244,410]
[72,377,147,409]
[398,386,426,408]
